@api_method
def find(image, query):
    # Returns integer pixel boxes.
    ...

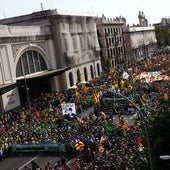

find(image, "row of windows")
[106,36,125,46]
[110,56,127,67]
[107,45,126,58]
[105,27,124,35]
[69,63,101,86]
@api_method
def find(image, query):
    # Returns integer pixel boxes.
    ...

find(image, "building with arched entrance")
[0,9,102,112]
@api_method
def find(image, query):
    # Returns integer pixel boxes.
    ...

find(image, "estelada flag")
[98,135,107,152]
[83,85,90,93]
[75,88,81,99]
[74,141,85,151]
[116,119,129,130]
[93,90,100,104]
[67,158,80,169]
[71,159,80,167]
[163,92,169,101]
[72,135,85,151]
[136,136,143,151]
[100,135,107,144]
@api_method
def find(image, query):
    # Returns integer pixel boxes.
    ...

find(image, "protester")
[0,51,169,169]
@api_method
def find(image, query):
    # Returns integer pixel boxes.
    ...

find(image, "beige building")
[96,14,128,69]
[125,26,157,63]
[124,11,157,64]
[0,9,102,112]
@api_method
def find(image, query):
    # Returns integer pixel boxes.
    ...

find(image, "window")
[107,49,110,57]
[69,72,74,87]
[16,50,47,77]
[90,65,94,79]
[97,63,100,76]
[105,28,107,35]
[77,69,81,83]
[106,38,109,46]
[84,67,88,81]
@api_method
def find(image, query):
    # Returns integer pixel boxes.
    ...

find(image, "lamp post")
[82,82,153,170]
[23,74,31,113]
[159,155,170,160]
[21,44,32,113]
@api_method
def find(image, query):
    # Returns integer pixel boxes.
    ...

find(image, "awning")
[0,82,20,95]
[17,67,71,80]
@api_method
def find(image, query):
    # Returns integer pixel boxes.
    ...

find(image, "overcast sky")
[0,0,169,25]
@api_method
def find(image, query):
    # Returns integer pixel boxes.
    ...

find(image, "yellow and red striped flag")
[93,90,100,104]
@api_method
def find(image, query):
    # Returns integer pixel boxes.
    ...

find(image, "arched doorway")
[69,72,74,87]
[90,65,94,79]
[16,50,49,104]
[97,63,100,76]
[76,69,81,83]
[84,67,88,81]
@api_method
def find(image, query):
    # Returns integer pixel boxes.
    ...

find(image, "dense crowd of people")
[0,51,169,169]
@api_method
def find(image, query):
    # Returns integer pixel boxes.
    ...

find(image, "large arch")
[14,44,52,103]
[14,44,50,76]
[16,50,47,77]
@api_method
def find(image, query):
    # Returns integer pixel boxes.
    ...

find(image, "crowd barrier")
[11,143,69,153]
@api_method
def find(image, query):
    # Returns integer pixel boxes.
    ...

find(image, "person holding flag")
[71,135,85,153]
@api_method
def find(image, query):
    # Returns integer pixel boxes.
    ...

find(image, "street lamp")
[21,44,32,113]
[81,82,153,170]
[159,155,170,160]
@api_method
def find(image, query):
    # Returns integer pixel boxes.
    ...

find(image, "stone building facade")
[96,14,127,69]
[124,26,157,63]
[0,9,102,112]
[138,11,148,27]
[124,12,157,64]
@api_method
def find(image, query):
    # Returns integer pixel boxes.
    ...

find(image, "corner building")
[96,14,128,69]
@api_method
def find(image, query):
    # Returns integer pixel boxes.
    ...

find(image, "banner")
[61,103,77,119]
[11,143,68,153]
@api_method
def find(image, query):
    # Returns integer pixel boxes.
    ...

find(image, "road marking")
[18,153,42,170]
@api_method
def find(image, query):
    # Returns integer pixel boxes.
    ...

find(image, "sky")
[0,0,169,25]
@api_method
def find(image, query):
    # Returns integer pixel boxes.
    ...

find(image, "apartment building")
[96,14,128,69]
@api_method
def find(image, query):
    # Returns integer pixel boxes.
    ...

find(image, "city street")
[0,107,138,170]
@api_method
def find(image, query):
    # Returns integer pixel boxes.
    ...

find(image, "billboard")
[1,87,20,112]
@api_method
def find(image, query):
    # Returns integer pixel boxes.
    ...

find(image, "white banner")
[2,87,20,112]
[123,71,129,80]
[61,103,76,118]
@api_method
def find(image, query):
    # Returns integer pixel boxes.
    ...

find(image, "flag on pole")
[75,88,81,99]
[136,136,143,151]
[122,71,129,80]
[72,135,85,151]
[83,85,90,93]
[93,90,100,104]
[163,92,169,101]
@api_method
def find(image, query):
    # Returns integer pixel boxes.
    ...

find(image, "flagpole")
[83,82,153,170]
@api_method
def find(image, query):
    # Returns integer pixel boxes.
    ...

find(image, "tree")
[148,106,170,170]
[155,27,170,47]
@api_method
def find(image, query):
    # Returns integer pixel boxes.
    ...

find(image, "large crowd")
[0,51,170,170]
